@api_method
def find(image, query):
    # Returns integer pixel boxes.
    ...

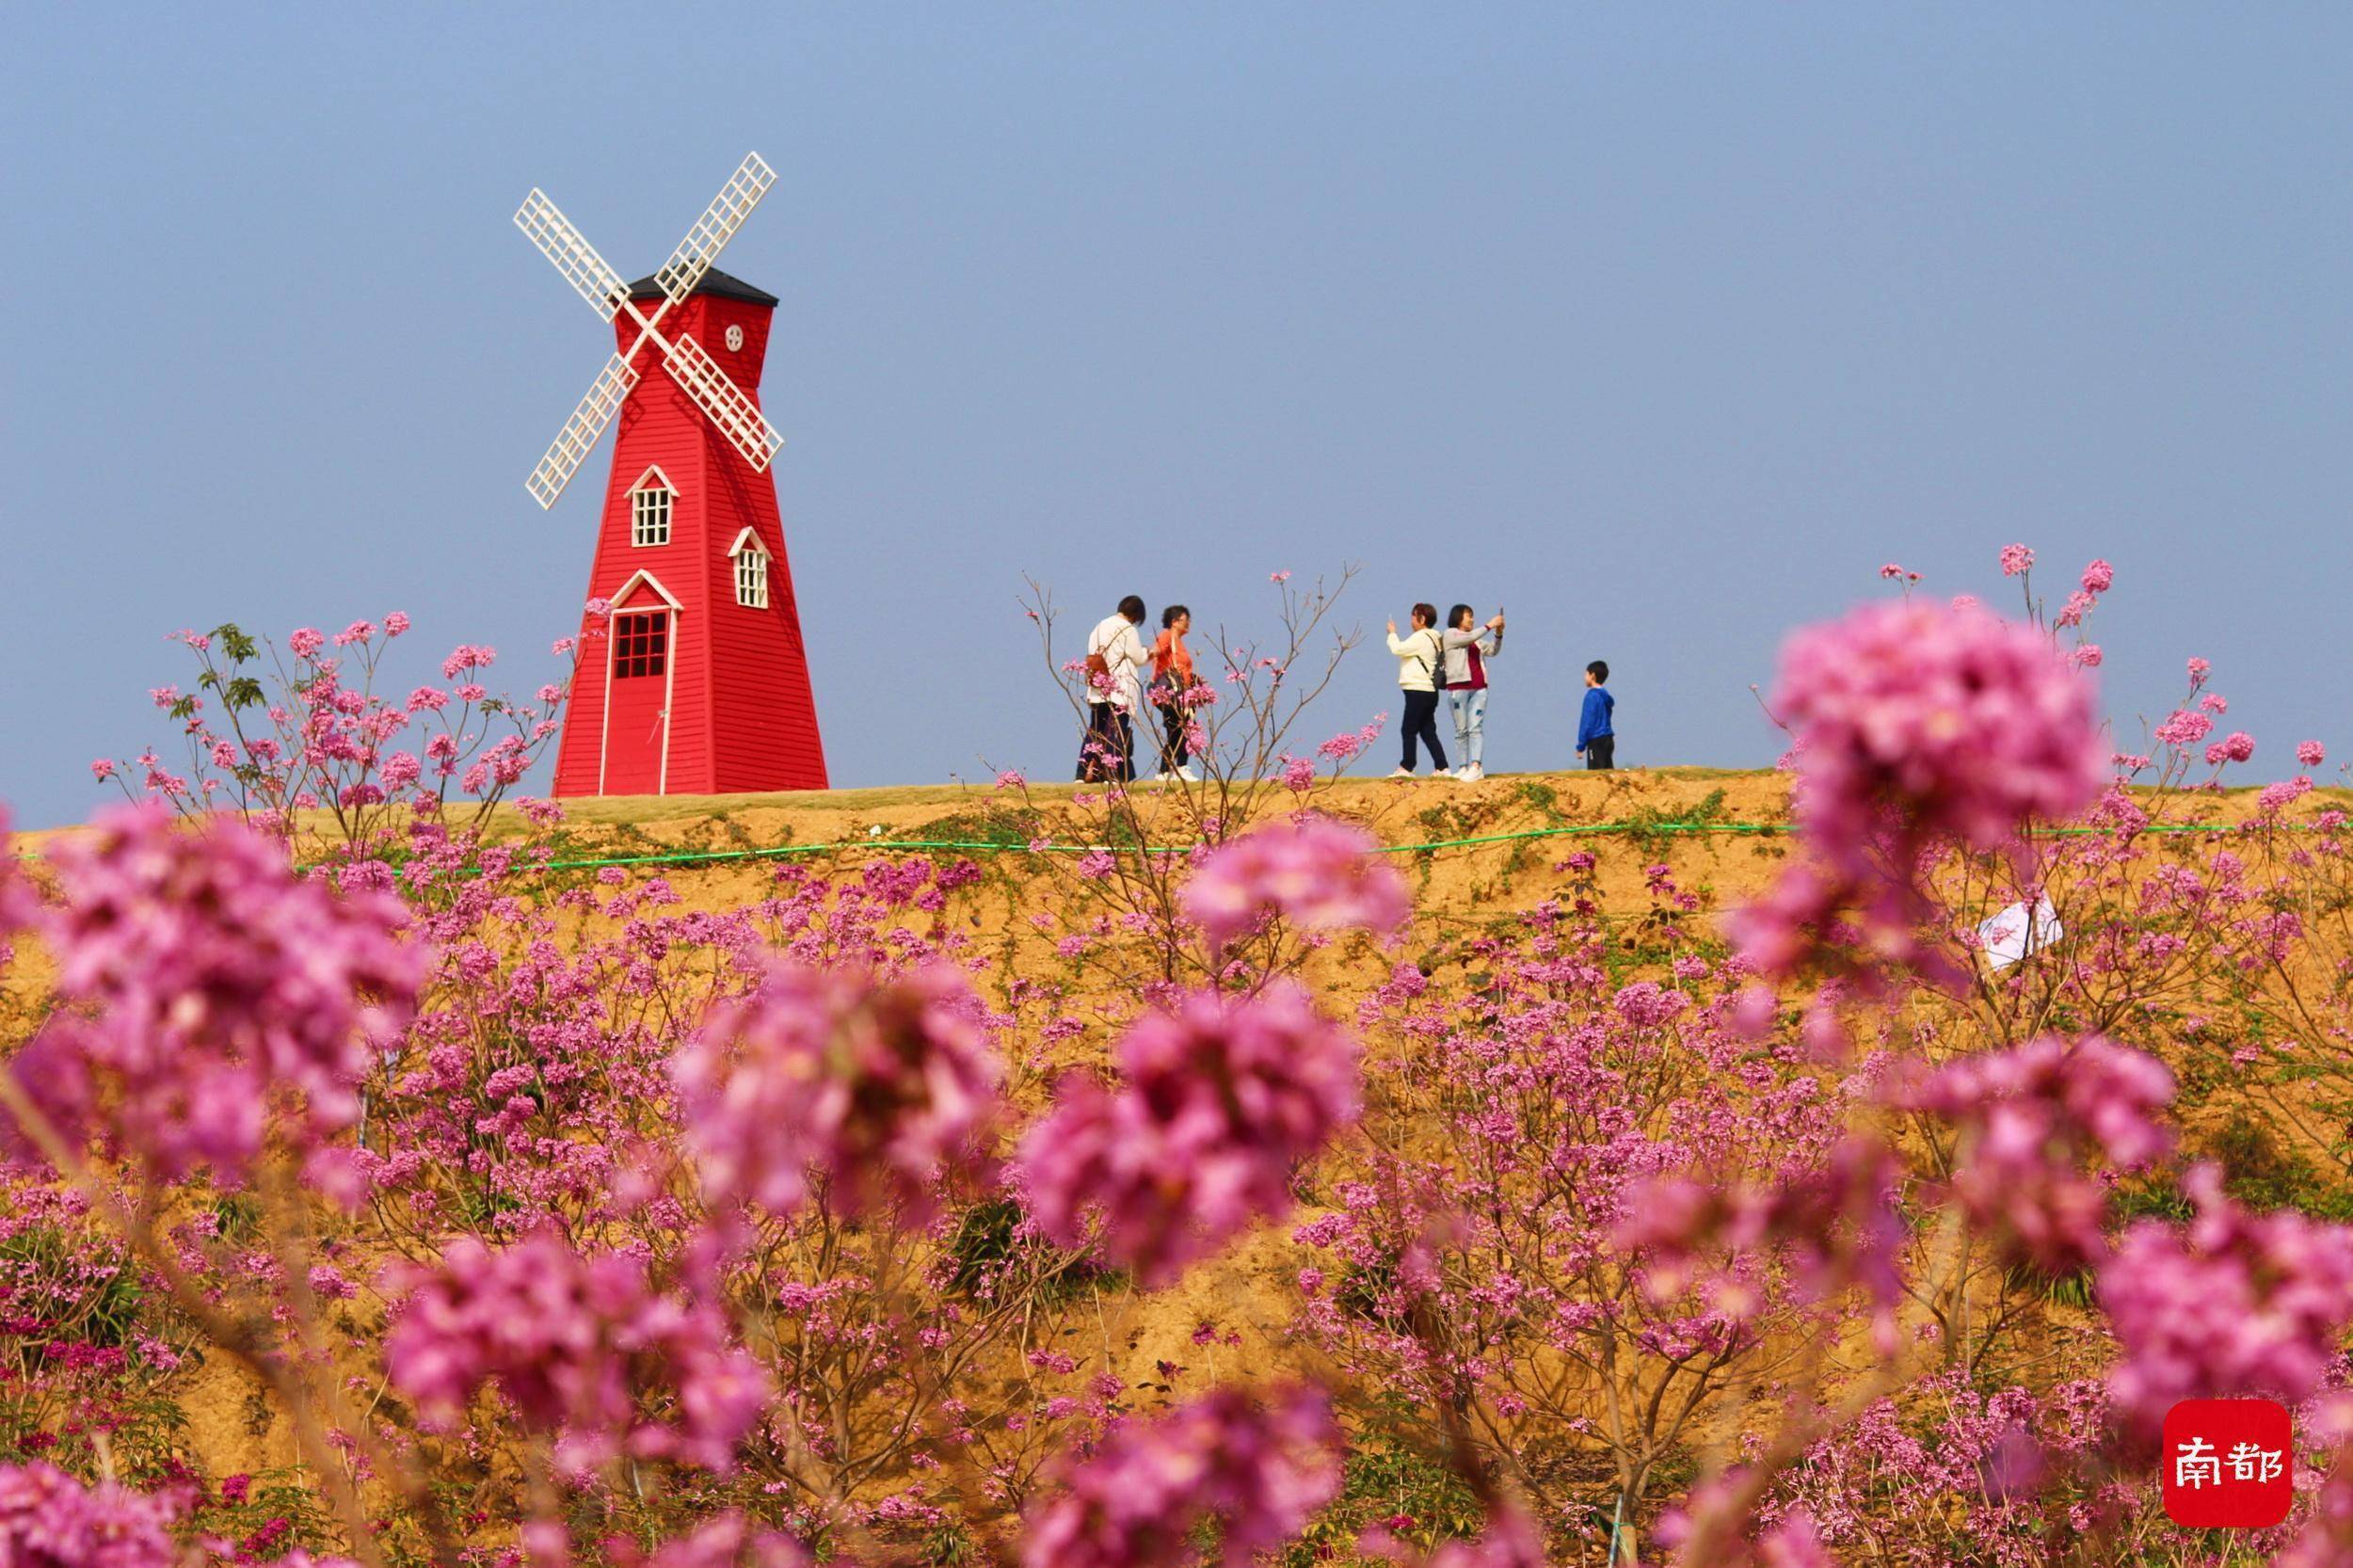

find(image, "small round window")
[725,325,744,351]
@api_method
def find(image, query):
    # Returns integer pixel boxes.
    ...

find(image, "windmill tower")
[514,152,827,797]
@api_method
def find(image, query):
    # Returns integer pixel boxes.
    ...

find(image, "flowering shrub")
[1733,596,2105,989]
[386,1233,767,1476]
[1897,1033,2174,1271]
[676,958,1002,1224]
[7,804,418,1182]
[1179,816,1408,956]
[94,614,581,857]
[0,1461,180,1564]
[1021,982,1361,1286]
[1020,1385,1340,1568]
[3,545,2352,1566]
[2100,1164,2353,1429]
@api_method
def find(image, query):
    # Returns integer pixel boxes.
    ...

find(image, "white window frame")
[727,526,771,609]
[629,466,676,548]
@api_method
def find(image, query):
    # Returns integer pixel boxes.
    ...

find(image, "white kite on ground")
[1978,896,2062,970]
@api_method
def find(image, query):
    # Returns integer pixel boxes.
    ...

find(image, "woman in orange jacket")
[1149,604,1202,781]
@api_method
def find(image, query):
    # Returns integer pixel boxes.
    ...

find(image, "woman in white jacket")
[1077,595,1151,782]
[1385,602,1451,778]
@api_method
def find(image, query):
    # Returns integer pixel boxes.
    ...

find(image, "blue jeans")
[1447,687,1487,768]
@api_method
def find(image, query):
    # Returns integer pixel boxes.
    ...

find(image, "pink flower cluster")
[1761,1369,2066,1562]
[2259,776,2314,814]
[1314,717,1385,766]
[2099,1164,2353,1427]
[1019,1384,1340,1568]
[7,806,419,1179]
[1019,984,1360,1286]
[1737,600,2103,984]
[1658,1495,1834,1568]
[2202,730,2254,767]
[2154,707,2212,749]
[387,1232,767,1475]
[1899,1034,2174,1270]
[609,1511,810,1568]
[1616,1134,1906,1327]
[0,1462,178,1567]
[1772,600,2105,874]
[1998,543,2034,576]
[674,959,1002,1225]
[440,643,497,680]
[1179,815,1409,951]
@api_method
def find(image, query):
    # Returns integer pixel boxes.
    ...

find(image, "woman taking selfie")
[1385,602,1451,779]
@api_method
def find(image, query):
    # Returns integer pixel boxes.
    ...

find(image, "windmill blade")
[515,189,631,321]
[652,152,777,305]
[664,334,785,471]
[525,354,640,508]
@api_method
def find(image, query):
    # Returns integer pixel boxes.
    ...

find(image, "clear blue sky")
[5,5,2347,828]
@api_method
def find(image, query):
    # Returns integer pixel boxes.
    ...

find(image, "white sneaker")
[1388,767,1415,779]
[1179,763,1204,782]
[1460,764,1484,783]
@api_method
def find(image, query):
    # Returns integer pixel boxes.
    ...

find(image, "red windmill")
[513,152,827,797]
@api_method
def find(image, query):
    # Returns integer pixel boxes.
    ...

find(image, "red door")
[603,609,672,793]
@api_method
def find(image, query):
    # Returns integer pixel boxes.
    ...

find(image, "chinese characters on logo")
[2172,1434,2283,1488]
[2162,1400,2293,1528]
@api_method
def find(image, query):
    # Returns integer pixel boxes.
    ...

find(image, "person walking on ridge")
[1385,603,1452,779]
[1577,660,1615,771]
[1148,603,1203,782]
[1441,603,1504,782]
[1078,595,1151,783]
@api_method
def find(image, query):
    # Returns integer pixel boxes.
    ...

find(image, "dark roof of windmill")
[624,265,779,306]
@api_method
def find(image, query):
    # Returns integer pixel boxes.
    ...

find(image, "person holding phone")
[1440,603,1504,782]
[1385,603,1452,779]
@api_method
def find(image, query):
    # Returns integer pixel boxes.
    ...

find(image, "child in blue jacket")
[1576,661,1615,770]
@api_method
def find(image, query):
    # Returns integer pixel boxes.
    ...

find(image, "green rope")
[387,815,2294,877]
[497,822,1789,874]
[8,816,2305,878]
